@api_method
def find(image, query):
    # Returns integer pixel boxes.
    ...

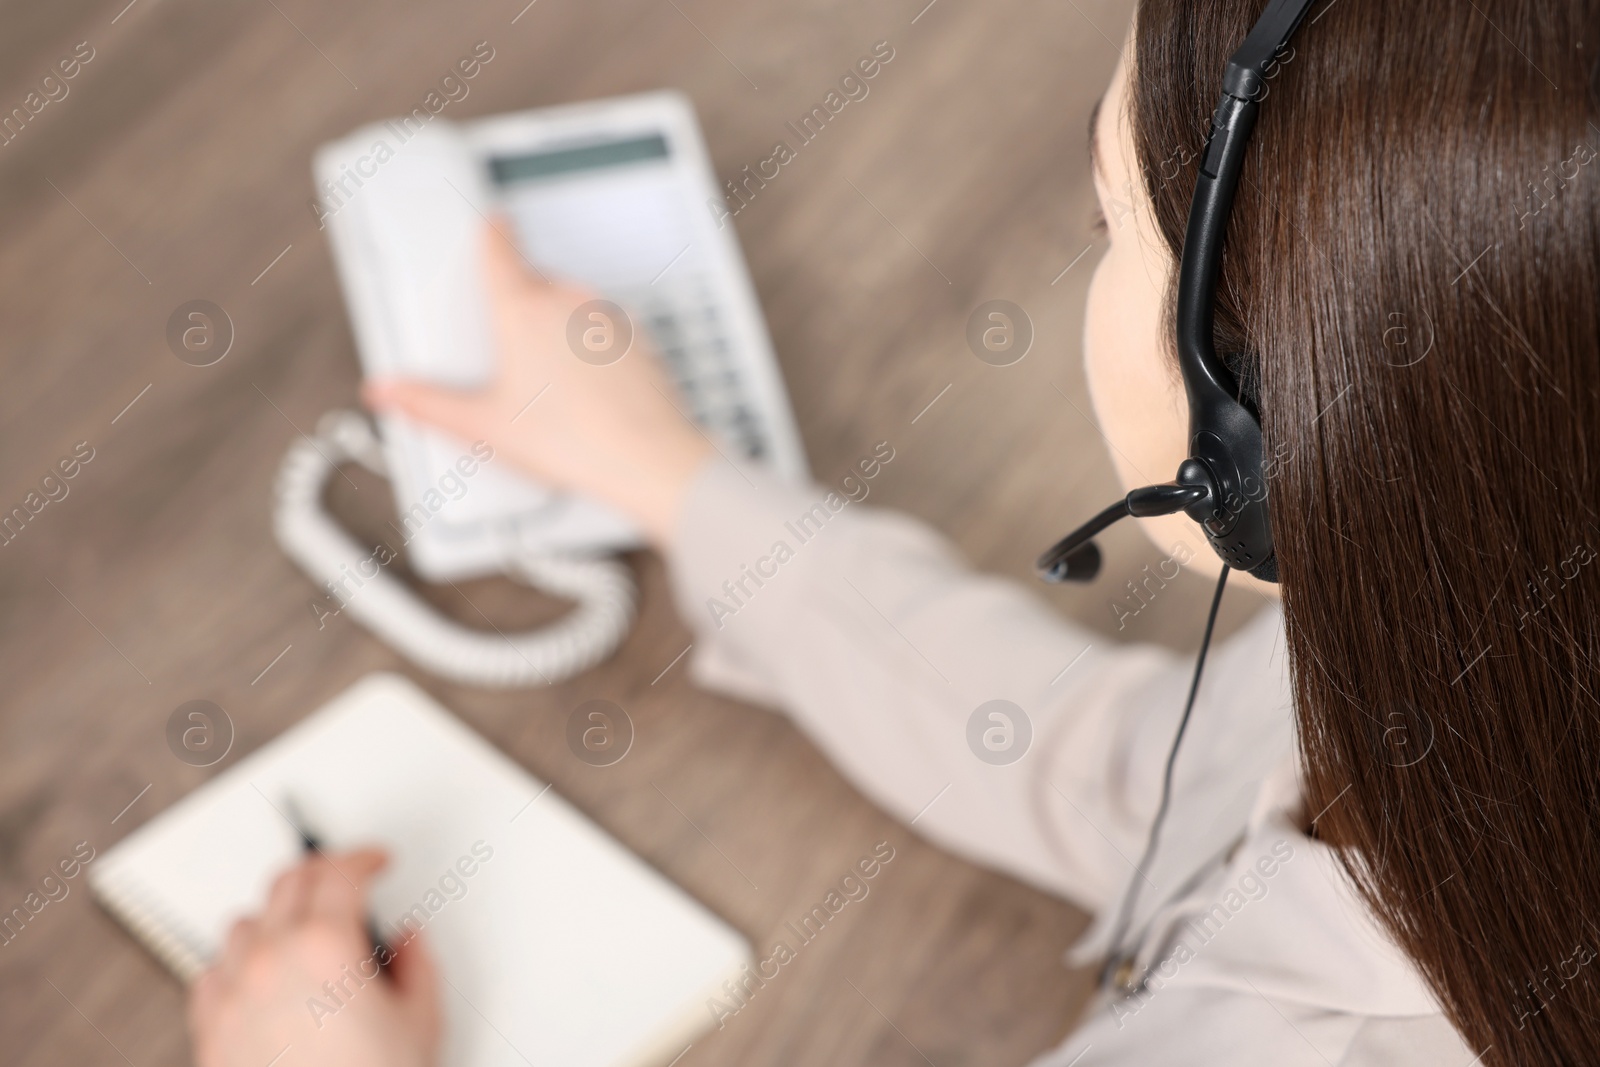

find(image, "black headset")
[1033,0,1322,994]
[1036,0,1322,586]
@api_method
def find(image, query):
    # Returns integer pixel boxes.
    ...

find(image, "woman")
[187,1,1600,1064]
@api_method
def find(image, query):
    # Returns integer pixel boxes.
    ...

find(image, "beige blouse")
[667,459,1476,1066]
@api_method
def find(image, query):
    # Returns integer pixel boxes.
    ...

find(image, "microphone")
[1035,483,1210,582]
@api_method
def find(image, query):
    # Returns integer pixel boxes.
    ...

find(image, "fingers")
[187,965,223,1036]
[388,930,437,996]
[303,847,388,927]
[363,379,496,445]
[187,966,232,1067]
[481,219,567,353]
[388,929,444,1049]
[262,862,312,934]
[480,218,593,335]
[482,216,545,292]
[321,846,389,887]
[252,848,388,952]
[217,916,260,985]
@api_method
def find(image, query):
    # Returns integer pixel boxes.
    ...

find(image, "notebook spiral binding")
[90,865,212,983]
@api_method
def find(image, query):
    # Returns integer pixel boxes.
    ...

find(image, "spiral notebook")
[90,673,751,1067]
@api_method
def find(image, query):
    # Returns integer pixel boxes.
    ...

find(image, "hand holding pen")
[189,844,442,1067]
[284,797,393,974]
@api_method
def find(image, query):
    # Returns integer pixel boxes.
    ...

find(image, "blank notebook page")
[90,673,751,1067]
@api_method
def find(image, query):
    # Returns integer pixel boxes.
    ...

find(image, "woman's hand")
[363,221,713,548]
[187,849,440,1067]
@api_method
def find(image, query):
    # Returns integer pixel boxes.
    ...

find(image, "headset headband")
[1037,0,1320,584]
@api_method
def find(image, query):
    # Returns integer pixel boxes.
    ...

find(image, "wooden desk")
[0,0,1259,1063]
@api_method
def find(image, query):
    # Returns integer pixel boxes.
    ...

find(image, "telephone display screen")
[488,130,694,292]
[485,126,765,463]
[488,135,670,186]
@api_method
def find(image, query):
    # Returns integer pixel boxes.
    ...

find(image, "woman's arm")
[660,459,1294,911]
[367,222,1291,913]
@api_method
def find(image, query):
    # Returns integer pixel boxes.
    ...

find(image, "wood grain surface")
[0,0,1265,1064]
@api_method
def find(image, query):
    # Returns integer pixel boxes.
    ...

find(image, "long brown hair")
[1130,1,1600,1062]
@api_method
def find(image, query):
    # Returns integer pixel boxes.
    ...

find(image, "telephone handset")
[274,92,808,687]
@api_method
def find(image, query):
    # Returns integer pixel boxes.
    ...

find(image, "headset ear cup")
[1248,554,1279,583]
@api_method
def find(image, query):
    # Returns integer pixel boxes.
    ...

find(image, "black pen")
[283,796,392,974]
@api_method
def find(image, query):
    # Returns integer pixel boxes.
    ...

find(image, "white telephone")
[274,92,807,687]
